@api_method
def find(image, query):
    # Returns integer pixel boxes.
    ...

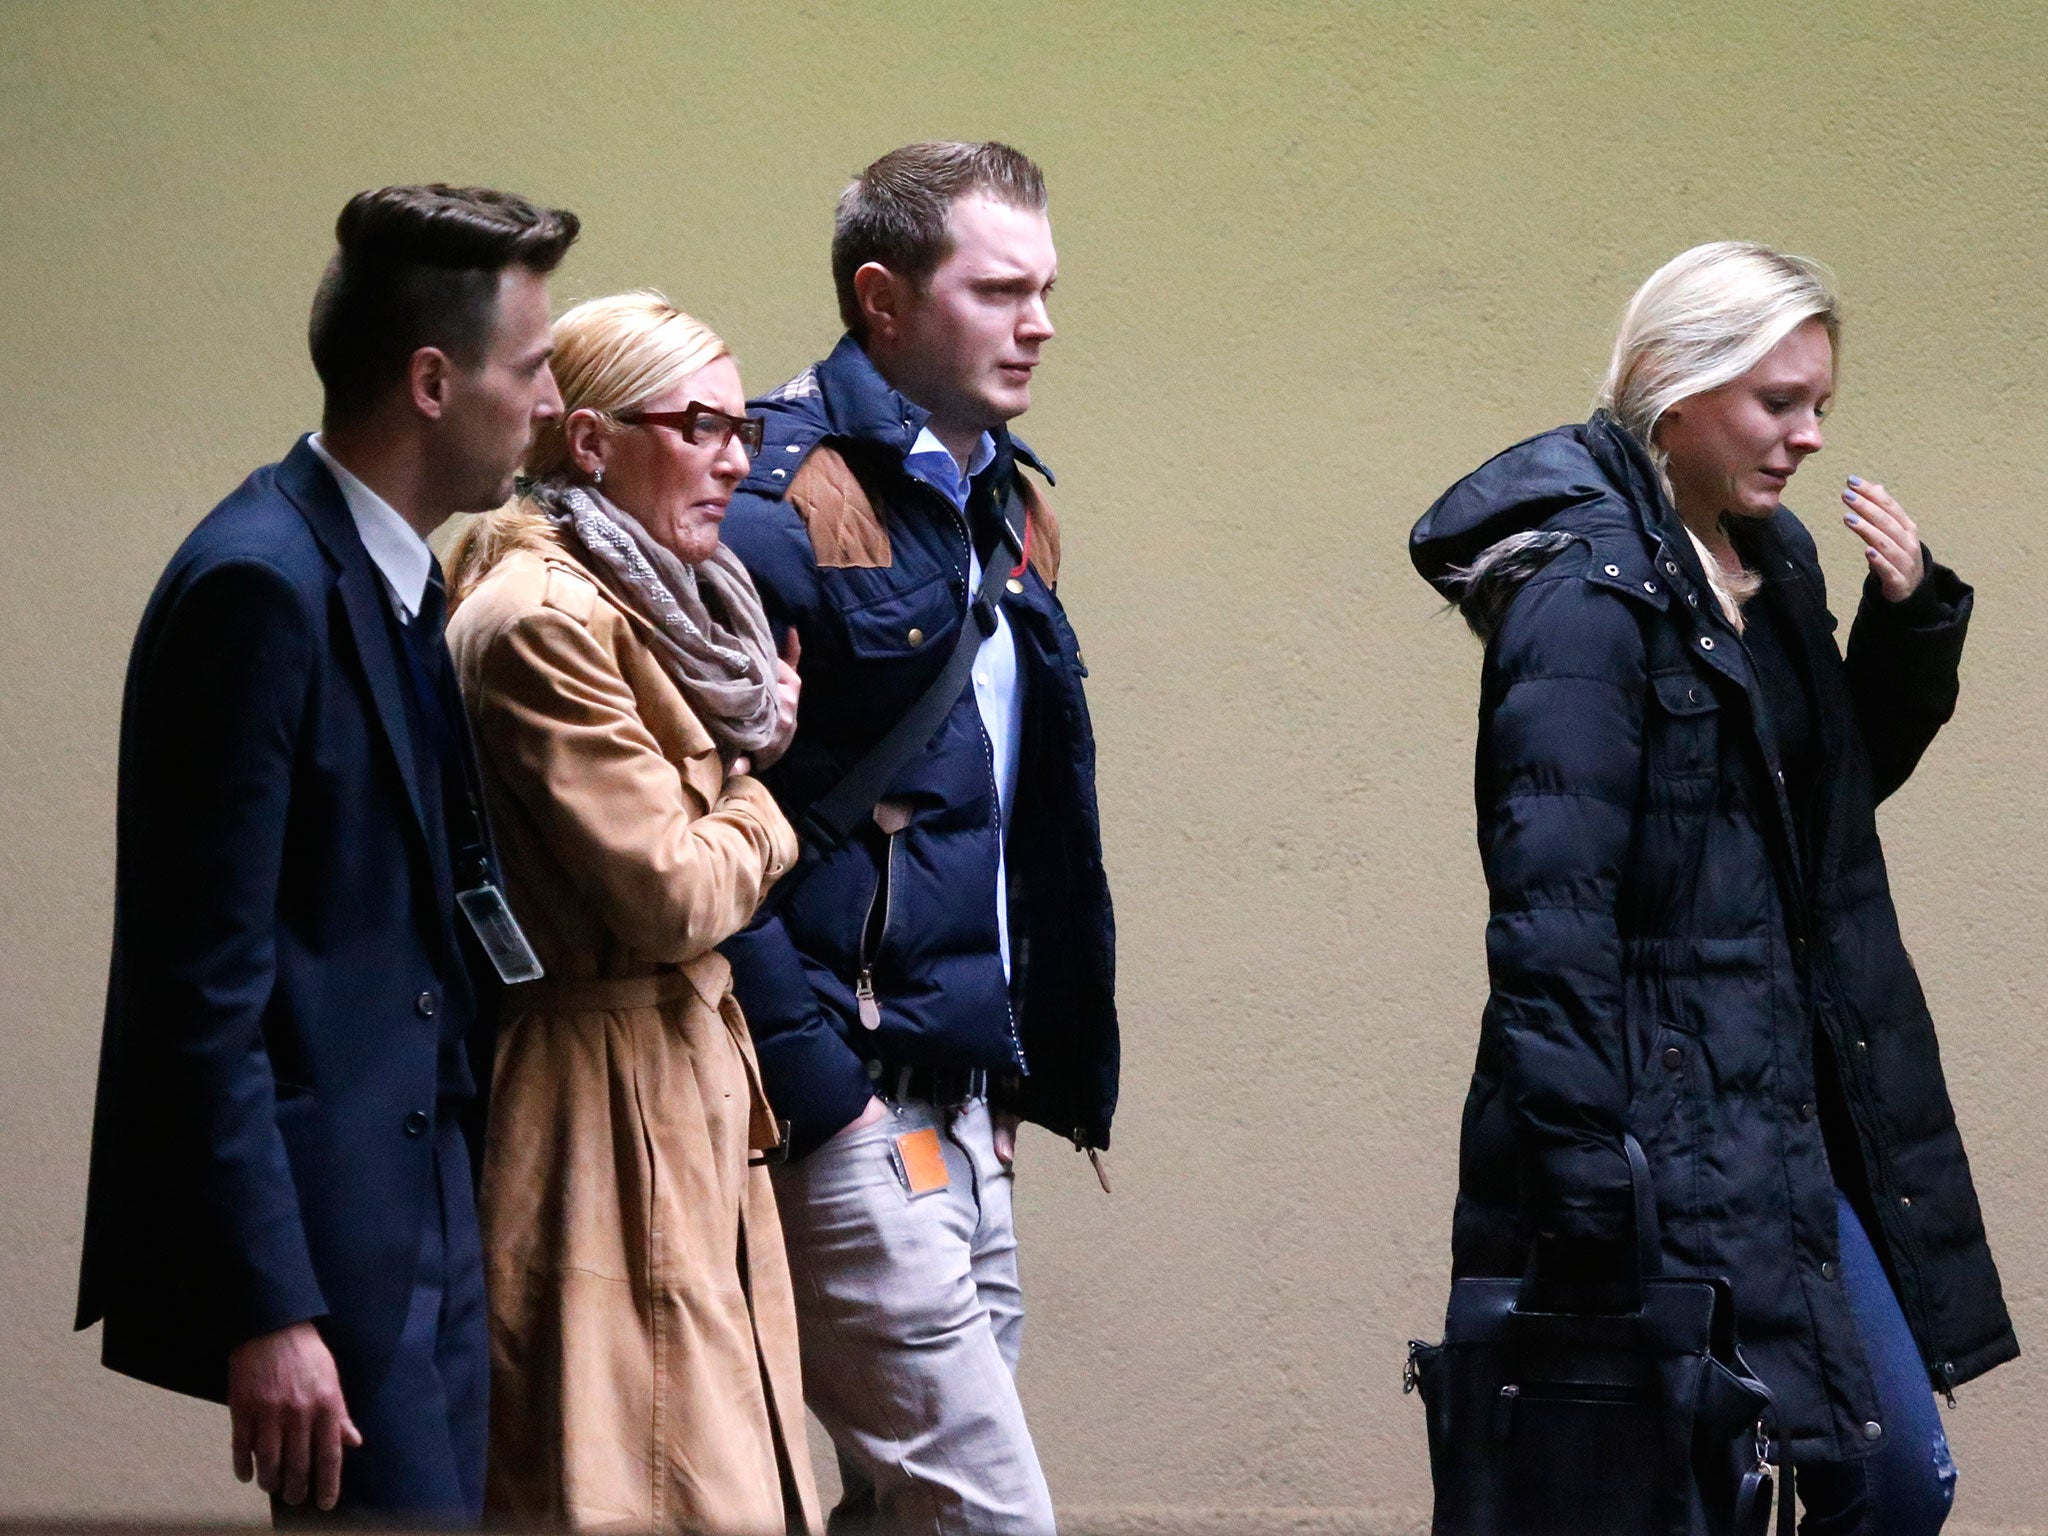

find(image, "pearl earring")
[592,464,604,487]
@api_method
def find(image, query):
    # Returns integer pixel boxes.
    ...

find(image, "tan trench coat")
[448,532,821,1535]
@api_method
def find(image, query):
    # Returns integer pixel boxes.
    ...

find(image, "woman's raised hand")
[1841,477,1926,603]
[753,628,803,771]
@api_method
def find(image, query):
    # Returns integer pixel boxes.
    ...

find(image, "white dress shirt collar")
[307,433,434,622]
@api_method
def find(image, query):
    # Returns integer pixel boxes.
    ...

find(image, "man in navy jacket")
[721,142,1117,1535]
[76,184,576,1523]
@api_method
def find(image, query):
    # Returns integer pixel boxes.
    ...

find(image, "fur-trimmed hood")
[1411,412,1697,640]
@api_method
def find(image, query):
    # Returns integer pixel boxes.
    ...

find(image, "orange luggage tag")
[891,1126,951,1196]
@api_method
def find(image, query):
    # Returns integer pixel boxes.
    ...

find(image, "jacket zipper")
[1734,626,1949,1403]
[940,498,1027,1075]
[855,832,898,1030]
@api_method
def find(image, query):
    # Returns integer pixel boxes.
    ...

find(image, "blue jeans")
[1792,1192,1958,1535]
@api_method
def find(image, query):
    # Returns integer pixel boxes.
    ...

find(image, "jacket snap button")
[907,627,925,647]
[404,1109,430,1137]
[1686,688,1699,704]
[1798,1101,1816,1122]
[785,443,801,453]
[1006,578,1025,595]
[1686,592,1699,607]
[1643,580,1658,594]
[1901,1195,1912,1207]
[1662,1047,1683,1070]
[1863,1420,1883,1441]
[1604,564,1621,576]
[1664,561,1678,574]
[415,990,436,1018]
[1822,1260,1840,1281]
[1700,636,1715,650]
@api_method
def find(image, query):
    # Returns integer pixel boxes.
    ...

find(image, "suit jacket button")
[404,1109,430,1137]
[416,990,437,1018]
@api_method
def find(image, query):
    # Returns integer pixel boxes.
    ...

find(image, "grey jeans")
[771,1095,1055,1536]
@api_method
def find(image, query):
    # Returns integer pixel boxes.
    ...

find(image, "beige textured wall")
[4,2,2044,1529]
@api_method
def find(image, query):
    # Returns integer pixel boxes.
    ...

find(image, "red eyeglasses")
[616,403,765,455]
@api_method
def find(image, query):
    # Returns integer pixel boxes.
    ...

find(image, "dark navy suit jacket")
[76,437,491,1403]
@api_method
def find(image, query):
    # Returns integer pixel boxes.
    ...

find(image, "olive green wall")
[4,2,2044,1530]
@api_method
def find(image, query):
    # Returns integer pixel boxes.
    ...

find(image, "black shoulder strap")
[795,478,1024,854]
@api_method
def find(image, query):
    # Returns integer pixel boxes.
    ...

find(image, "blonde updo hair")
[447,290,731,604]
[523,290,730,482]
[1598,242,1841,625]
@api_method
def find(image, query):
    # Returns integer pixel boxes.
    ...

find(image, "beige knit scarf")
[537,483,780,756]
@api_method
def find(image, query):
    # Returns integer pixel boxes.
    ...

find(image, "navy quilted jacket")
[1410,413,2015,1461]
[719,338,1118,1159]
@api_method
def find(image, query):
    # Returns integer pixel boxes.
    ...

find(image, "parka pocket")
[1648,670,1721,781]
[839,572,961,661]
[1629,1019,1706,1268]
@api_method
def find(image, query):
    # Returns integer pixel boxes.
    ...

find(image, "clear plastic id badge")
[456,883,544,984]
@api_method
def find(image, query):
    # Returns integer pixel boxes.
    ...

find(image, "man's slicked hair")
[309,183,580,423]
[831,142,1047,339]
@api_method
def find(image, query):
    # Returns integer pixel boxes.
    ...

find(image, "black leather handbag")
[1406,1138,1782,1536]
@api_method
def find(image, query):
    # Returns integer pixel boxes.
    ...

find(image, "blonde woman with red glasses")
[445,292,815,1536]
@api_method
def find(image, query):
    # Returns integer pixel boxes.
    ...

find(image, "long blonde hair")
[446,290,731,604]
[1599,242,1839,450]
[1596,242,1840,626]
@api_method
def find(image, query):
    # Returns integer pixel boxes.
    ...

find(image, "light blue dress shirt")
[903,428,1024,982]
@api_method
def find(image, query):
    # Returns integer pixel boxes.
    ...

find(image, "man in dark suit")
[76,184,578,1523]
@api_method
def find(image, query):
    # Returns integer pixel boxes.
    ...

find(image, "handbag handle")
[1517,1133,1662,1313]
[1624,1133,1663,1280]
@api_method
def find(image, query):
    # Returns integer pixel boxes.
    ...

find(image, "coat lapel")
[273,437,433,849]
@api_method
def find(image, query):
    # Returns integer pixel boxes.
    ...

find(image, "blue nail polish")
[1842,490,1856,503]
[1845,512,1861,525]
[1848,475,1864,486]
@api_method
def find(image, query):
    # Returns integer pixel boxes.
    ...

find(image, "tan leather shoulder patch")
[1018,474,1062,586]
[540,562,599,624]
[788,446,891,569]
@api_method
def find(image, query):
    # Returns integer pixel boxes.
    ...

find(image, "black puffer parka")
[1410,413,2016,1463]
